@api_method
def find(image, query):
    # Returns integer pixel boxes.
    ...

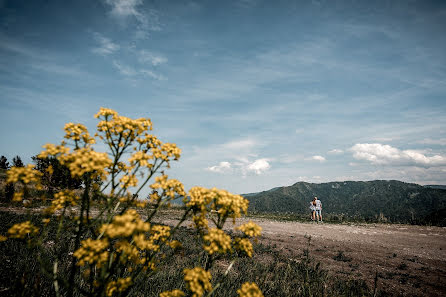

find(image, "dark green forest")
[243,180,446,225]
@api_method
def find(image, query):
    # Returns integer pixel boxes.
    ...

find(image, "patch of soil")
[239,218,446,297]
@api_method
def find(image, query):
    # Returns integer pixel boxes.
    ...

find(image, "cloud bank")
[350,143,446,167]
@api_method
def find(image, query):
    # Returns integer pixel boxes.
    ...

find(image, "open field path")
[2,206,445,296]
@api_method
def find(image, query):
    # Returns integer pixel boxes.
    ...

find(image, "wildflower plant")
[1,108,263,297]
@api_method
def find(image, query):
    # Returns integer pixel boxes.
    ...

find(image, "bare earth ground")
[2,207,446,296]
[158,213,446,297]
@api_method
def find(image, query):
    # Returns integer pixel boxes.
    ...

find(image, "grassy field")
[0,210,402,297]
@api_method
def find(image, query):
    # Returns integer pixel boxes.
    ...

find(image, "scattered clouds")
[245,158,271,175]
[105,0,142,18]
[418,138,446,146]
[206,161,232,173]
[104,0,161,39]
[112,60,137,76]
[328,149,343,154]
[112,60,165,80]
[92,33,120,55]
[206,158,271,176]
[139,50,167,66]
[350,143,446,167]
[307,155,326,162]
[140,69,166,81]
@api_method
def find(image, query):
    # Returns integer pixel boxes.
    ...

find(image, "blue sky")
[1,0,446,194]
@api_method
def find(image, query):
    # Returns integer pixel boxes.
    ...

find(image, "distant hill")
[424,185,446,190]
[242,180,446,225]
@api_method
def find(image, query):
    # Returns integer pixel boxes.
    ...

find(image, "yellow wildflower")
[0,235,8,242]
[105,277,132,297]
[120,174,138,188]
[38,143,70,158]
[150,175,186,198]
[237,282,264,297]
[237,221,262,238]
[12,192,23,202]
[234,238,253,257]
[203,228,232,255]
[100,210,150,238]
[115,241,143,264]
[64,123,95,144]
[159,289,185,297]
[94,107,118,119]
[183,267,212,297]
[51,190,78,211]
[73,238,109,267]
[168,240,182,249]
[58,148,112,178]
[7,221,39,239]
[7,164,42,184]
[129,151,153,168]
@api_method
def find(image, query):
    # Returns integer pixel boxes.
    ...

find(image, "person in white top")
[310,198,316,221]
[314,196,322,222]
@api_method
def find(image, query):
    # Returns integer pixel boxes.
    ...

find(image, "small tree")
[32,155,82,194]
[1,156,14,202]
[12,155,24,168]
[0,155,10,170]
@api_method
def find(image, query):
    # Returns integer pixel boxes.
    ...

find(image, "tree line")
[1,154,82,202]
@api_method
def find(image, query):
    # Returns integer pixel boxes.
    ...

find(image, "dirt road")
[2,206,445,296]
[238,218,446,297]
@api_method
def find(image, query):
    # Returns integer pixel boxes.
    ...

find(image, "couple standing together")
[310,196,323,223]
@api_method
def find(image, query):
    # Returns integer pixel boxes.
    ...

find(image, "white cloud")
[92,33,120,55]
[307,155,326,162]
[139,50,167,66]
[140,69,166,81]
[206,161,232,173]
[350,143,446,167]
[104,0,161,39]
[105,0,143,18]
[245,158,271,175]
[328,149,343,154]
[112,60,137,76]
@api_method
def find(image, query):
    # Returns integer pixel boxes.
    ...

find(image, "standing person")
[315,196,323,222]
[310,197,316,222]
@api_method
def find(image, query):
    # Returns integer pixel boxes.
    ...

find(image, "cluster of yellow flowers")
[12,192,23,202]
[137,134,162,149]
[6,164,42,185]
[128,151,153,168]
[73,238,109,267]
[150,175,186,199]
[237,282,264,297]
[95,108,152,143]
[183,267,212,297]
[64,123,95,145]
[38,143,71,158]
[2,108,265,297]
[237,221,262,238]
[120,174,138,188]
[202,228,232,255]
[100,210,150,238]
[6,221,39,239]
[50,190,79,211]
[234,238,254,257]
[160,143,181,161]
[115,240,144,264]
[132,224,170,252]
[105,277,132,297]
[58,148,112,178]
[185,187,250,230]
[159,289,185,297]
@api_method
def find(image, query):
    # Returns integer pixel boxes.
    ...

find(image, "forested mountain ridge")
[242,180,446,224]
